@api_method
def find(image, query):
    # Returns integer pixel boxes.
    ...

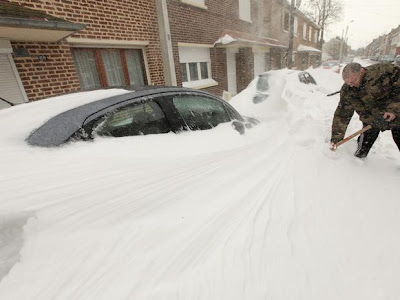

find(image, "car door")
[81,95,173,138]
[161,92,238,131]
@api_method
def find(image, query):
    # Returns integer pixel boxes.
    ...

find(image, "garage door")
[0,54,27,109]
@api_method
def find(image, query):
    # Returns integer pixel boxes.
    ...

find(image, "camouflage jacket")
[331,63,400,143]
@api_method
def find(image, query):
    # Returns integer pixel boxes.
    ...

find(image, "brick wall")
[12,42,80,101]
[167,0,259,96]
[8,0,164,101]
[294,17,320,70]
[236,48,255,92]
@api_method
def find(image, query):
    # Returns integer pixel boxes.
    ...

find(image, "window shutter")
[0,54,26,108]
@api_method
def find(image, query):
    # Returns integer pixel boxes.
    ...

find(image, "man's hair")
[342,62,363,79]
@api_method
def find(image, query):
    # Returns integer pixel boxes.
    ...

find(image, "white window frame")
[239,0,251,22]
[303,23,307,40]
[178,44,218,89]
[293,16,298,37]
[314,30,318,43]
[308,26,312,41]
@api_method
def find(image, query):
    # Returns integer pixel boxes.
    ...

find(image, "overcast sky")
[322,0,400,50]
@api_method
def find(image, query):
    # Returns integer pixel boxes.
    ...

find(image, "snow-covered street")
[0,59,399,299]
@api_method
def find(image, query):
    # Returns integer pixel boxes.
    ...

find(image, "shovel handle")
[335,125,372,148]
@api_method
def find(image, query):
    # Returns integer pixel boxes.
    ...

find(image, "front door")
[253,52,266,76]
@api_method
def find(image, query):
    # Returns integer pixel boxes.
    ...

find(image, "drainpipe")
[287,0,295,69]
[155,0,177,86]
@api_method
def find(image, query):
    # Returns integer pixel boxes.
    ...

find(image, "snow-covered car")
[3,86,258,148]
[321,60,341,73]
[251,71,316,104]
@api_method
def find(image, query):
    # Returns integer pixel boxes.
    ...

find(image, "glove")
[371,116,390,131]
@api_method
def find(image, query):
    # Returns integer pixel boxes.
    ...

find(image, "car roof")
[26,86,216,147]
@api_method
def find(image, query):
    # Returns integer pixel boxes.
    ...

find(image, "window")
[71,48,146,90]
[264,0,272,22]
[293,16,298,36]
[314,30,318,43]
[172,95,231,130]
[178,46,217,89]
[283,11,290,31]
[92,101,171,137]
[303,23,307,39]
[239,0,251,22]
[308,27,312,41]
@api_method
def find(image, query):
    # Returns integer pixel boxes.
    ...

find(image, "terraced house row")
[0,0,320,107]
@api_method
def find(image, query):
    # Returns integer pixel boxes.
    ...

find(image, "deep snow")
[0,59,399,300]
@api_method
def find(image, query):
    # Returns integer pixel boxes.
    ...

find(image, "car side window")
[172,95,231,130]
[256,75,270,92]
[93,100,171,137]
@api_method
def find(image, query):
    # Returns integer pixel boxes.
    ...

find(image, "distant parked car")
[379,55,395,63]
[341,57,353,64]
[393,55,400,66]
[321,60,341,73]
[2,86,259,148]
[371,55,380,61]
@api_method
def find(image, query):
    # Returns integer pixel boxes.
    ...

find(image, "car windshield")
[256,75,270,92]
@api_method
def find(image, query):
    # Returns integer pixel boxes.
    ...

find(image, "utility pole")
[339,20,353,61]
[339,27,346,61]
[287,0,295,69]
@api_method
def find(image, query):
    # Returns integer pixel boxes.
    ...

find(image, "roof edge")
[0,16,86,31]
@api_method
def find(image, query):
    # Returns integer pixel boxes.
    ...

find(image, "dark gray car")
[27,86,258,147]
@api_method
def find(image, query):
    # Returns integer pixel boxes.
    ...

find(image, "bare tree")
[302,0,343,48]
[324,37,342,59]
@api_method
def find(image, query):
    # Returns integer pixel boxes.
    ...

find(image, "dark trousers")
[355,126,400,157]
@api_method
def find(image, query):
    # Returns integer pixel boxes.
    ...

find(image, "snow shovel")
[334,125,372,148]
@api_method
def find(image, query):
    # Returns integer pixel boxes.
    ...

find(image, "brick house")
[0,0,165,106]
[0,0,319,108]
[264,0,320,71]
[162,0,286,97]
[293,10,321,70]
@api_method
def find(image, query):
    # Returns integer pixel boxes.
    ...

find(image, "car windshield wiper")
[0,97,15,106]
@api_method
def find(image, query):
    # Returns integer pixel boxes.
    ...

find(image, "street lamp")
[339,20,354,61]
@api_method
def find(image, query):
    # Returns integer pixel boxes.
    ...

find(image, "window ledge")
[180,0,208,10]
[182,78,218,90]
[239,18,252,24]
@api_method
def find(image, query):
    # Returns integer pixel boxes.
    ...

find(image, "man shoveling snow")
[330,62,400,157]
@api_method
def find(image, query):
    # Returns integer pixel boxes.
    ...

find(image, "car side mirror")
[232,121,245,134]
